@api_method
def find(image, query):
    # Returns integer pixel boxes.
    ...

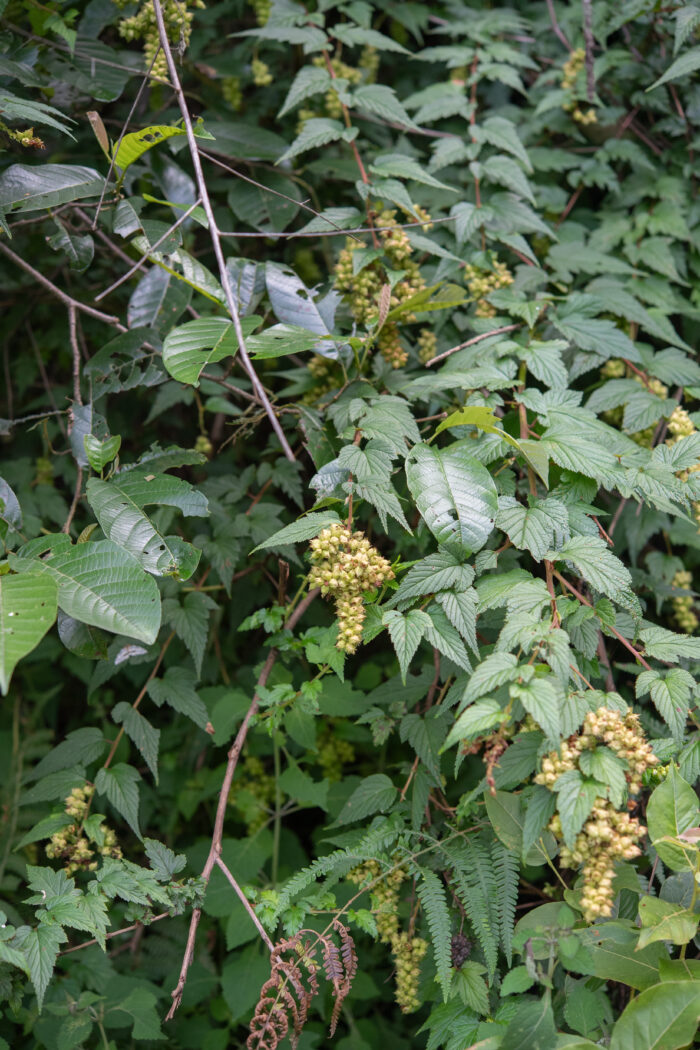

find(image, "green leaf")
[445,698,504,747]
[84,434,121,472]
[497,496,569,561]
[253,511,342,551]
[639,625,700,663]
[572,920,672,990]
[246,323,322,359]
[278,65,332,117]
[647,46,700,90]
[464,652,520,702]
[147,666,209,729]
[336,774,397,824]
[646,765,700,871]
[547,537,640,618]
[370,152,456,191]
[406,443,498,555]
[400,710,448,780]
[500,965,535,996]
[609,980,700,1049]
[0,164,103,213]
[552,769,599,848]
[0,573,57,695]
[278,118,345,163]
[143,838,186,880]
[417,868,453,1000]
[636,669,693,742]
[162,317,259,386]
[351,84,418,128]
[11,539,161,643]
[484,790,523,852]
[424,604,472,671]
[434,405,521,450]
[510,677,561,743]
[95,763,141,838]
[112,122,209,174]
[112,701,160,783]
[86,474,207,580]
[162,591,216,676]
[382,609,431,682]
[637,897,698,948]
[16,923,67,1010]
[501,997,557,1050]
[28,727,106,782]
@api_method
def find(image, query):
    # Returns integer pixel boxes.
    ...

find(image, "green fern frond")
[491,839,519,966]
[440,837,499,977]
[416,867,453,1001]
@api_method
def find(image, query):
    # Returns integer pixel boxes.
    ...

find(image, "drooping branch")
[150,0,296,463]
[165,588,319,1021]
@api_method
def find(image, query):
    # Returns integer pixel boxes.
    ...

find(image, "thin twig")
[165,589,318,1021]
[546,0,571,50]
[93,46,164,228]
[552,569,652,670]
[581,0,596,102]
[62,467,83,535]
[151,0,295,462]
[94,198,202,301]
[215,855,274,952]
[68,305,82,409]
[218,216,457,240]
[425,323,520,367]
[0,242,125,329]
[59,912,171,956]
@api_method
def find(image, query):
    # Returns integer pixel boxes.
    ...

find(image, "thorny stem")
[165,589,319,1021]
[151,0,296,462]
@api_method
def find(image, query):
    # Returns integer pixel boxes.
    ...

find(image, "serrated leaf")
[406,443,497,555]
[435,587,479,655]
[497,496,569,562]
[86,474,207,580]
[445,698,504,747]
[278,65,332,117]
[147,665,208,728]
[252,511,342,552]
[547,537,640,617]
[510,676,561,743]
[162,590,216,676]
[639,625,700,663]
[10,539,160,644]
[647,46,700,90]
[112,701,160,782]
[278,118,345,163]
[552,769,599,848]
[336,774,397,824]
[637,669,693,742]
[17,923,66,1010]
[464,652,519,703]
[382,609,431,682]
[95,764,141,838]
[143,838,186,881]
[0,574,57,695]
[425,604,472,671]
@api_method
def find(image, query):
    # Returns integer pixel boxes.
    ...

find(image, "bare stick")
[546,0,571,50]
[165,589,318,1021]
[218,215,458,240]
[68,305,82,408]
[150,0,295,463]
[215,856,274,952]
[94,198,202,301]
[0,242,125,330]
[425,323,519,367]
[59,911,171,956]
[552,569,652,670]
[62,467,83,535]
[93,46,165,228]
[582,0,595,102]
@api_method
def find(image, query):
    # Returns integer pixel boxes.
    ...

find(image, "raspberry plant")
[2,1,700,1048]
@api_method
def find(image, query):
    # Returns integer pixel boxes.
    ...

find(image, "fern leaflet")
[416,867,453,1001]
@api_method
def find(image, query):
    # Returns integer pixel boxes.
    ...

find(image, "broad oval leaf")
[162,316,259,386]
[86,474,208,580]
[0,574,58,695]
[609,980,700,1050]
[406,442,498,554]
[0,163,104,213]
[10,539,161,644]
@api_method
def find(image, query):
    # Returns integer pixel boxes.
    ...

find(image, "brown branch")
[581,0,596,102]
[59,911,171,956]
[425,323,519,367]
[215,855,274,952]
[62,467,84,535]
[68,305,82,409]
[551,569,651,670]
[165,589,319,1021]
[546,0,571,50]
[150,0,296,463]
[0,241,125,329]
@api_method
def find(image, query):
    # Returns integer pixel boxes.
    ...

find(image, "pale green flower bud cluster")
[249,0,271,26]
[46,784,122,875]
[464,259,513,318]
[309,525,393,653]
[561,49,597,125]
[378,323,408,369]
[535,707,657,921]
[348,858,425,1011]
[358,45,379,79]
[251,58,272,86]
[668,405,696,441]
[671,570,698,633]
[317,729,355,782]
[417,328,437,364]
[118,0,204,82]
[601,358,626,379]
[229,755,276,833]
[222,76,242,110]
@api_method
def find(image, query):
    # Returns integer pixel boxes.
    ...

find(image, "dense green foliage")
[3,0,700,1047]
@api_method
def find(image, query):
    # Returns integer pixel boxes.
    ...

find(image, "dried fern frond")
[247,923,359,1049]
